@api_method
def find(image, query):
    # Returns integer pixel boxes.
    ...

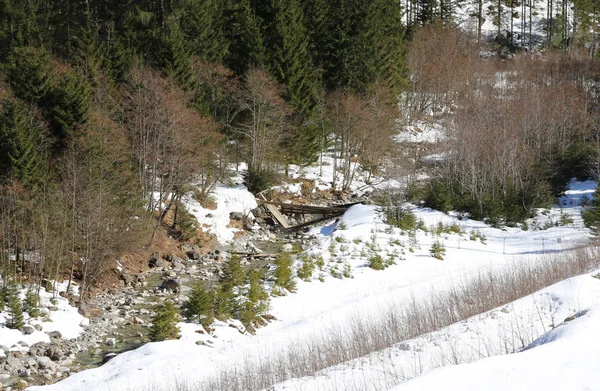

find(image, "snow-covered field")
[27,179,597,391]
[0,282,88,355]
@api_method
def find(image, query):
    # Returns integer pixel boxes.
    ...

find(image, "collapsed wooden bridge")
[256,191,362,231]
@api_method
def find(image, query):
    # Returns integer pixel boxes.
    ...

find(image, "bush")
[385,205,418,231]
[149,301,181,341]
[296,255,315,281]
[368,254,386,270]
[244,168,279,194]
[429,241,446,260]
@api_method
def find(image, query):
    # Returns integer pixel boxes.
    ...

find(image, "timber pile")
[256,191,363,230]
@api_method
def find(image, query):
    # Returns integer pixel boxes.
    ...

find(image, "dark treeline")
[0,0,405,305]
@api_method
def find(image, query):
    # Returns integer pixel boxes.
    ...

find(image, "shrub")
[368,254,386,270]
[243,168,279,194]
[385,206,418,231]
[429,240,446,260]
[296,256,315,281]
[149,301,180,341]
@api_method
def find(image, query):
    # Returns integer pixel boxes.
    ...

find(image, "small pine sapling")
[273,252,296,295]
[149,301,181,341]
[429,240,446,260]
[23,288,40,318]
[6,285,24,329]
[181,283,214,330]
[297,255,315,281]
[368,254,386,270]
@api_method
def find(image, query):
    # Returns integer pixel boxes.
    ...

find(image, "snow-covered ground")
[0,282,88,355]
[182,168,258,243]
[390,302,600,391]
[27,179,596,391]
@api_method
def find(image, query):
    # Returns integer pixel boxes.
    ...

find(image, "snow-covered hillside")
[27,179,598,391]
[390,302,600,391]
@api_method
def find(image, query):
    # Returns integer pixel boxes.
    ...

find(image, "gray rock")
[36,356,55,370]
[187,250,201,260]
[33,324,42,332]
[230,212,244,221]
[78,304,91,318]
[159,279,180,293]
[46,346,64,361]
[21,325,35,335]
[149,258,164,268]
[102,353,118,364]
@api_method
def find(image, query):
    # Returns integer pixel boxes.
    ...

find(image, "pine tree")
[181,283,214,330]
[5,46,53,105]
[213,284,235,320]
[149,301,180,341]
[240,268,269,326]
[268,0,320,117]
[5,284,24,329]
[367,0,407,92]
[181,0,229,63]
[44,68,93,142]
[23,288,40,318]
[220,254,245,289]
[0,100,48,189]
[273,252,296,294]
[223,0,265,75]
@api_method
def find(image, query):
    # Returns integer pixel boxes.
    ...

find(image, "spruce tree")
[240,268,269,327]
[5,46,53,105]
[155,22,197,91]
[23,288,40,319]
[45,69,93,142]
[149,301,181,341]
[213,284,235,320]
[367,0,407,92]
[0,100,48,189]
[181,283,214,330]
[5,284,24,330]
[268,0,320,117]
[223,0,265,75]
[220,254,245,289]
[181,0,229,63]
[273,252,296,294]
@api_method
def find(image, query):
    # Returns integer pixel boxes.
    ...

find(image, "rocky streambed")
[0,226,320,390]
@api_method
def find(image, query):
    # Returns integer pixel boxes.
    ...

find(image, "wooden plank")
[265,203,290,228]
[257,200,348,213]
[287,213,344,231]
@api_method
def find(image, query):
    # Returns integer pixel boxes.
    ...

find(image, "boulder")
[159,279,181,293]
[149,258,164,268]
[229,212,244,221]
[36,356,55,370]
[78,304,91,318]
[187,250,201,260]
[46,331,62,343]
[46,346,64,362]
[20,326,35,335]
[102,353,118,365]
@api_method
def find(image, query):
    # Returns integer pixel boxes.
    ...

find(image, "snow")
[389,303,600,391]
[27,181,597,391]
[182,168,258,244]
[0,282,88,353]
